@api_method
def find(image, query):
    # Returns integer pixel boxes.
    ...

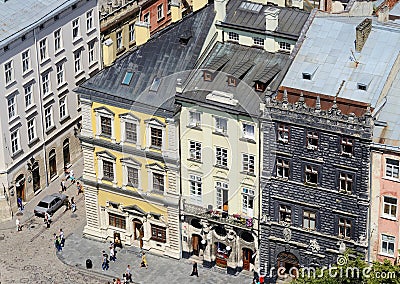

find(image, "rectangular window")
[39,39,47,61]
[338,217,351,239]
[54,29,62,51]
[103,160,114,180]
[24,85,33,107]
[383,196,397,219]
[56,63,64,86]
[11,130,19,154]
[242,123,255,140]
[153,173,164,191]
[42,73,50,95]
[216,181,229,210]
[381,234,395,256]
[386,158,399,178]
[242,188,254,215]
[125,122,137,143]
[189,111,201,127]
[143,12,150,24]
[279,204,292,224]
[7,96,15,119]
[108,213,126,229]
[129,24,135,42]
[253,37,264,46]
[116,31,122,49]
[157,4,164,20]
[303,210,316,230]
[189,141,201,161]
[127,167,139,187]
[27,119,36,142]
[72,18,80,39]
[341,137,353,155]
[302,73,311,80]
[305,164,318,185]
[74,50,82,73]
[150,127,162,148]
[86,10,93,31]
[100,116,112,136]
[276,158,290,179]
[59,97,67,118]
[190,175,202,204]
[228,32,239,41]
[279,42,291,51]
[4,61,12,83]
[88,41,96,64]
[339,172,353,193]
[277,123,289,143]
[151,225,166,243]
[45,106,53,129]
[242,154,255,174]
[306,130,319,149]
[22,50,30,73]
[122,72,133,85]
[167,0,171,13]
[216,147,228,167]
[215,117,227,133]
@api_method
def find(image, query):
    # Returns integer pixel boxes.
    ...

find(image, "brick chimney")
[215,0,227,22]
[171,0,182,23]
[134,21,150,46]
[264,7,279,31]
[378,5,389,22]
[355,18,372,52]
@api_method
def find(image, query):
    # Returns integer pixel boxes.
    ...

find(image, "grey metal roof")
[75,4,215,117]
[0,0,79,45]
[177,42,292,117]
[282,15,400,108]
[224,0,309,37]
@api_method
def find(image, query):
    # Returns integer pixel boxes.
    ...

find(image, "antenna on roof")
[349,49,360,68]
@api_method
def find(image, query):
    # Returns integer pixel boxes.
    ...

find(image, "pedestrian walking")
[109,246,115,262]
[54,233,62,251]
[71,197,76,213]
[44,212,51,228]
[59,228,65,247]
[125,265,133,283]
[16,218,21,231]
[69,169,75,183]
[17,197,23,211]
[76,181,83,195]
[60,179,67,192]
[64,196,70,211]
[140,252,148,269]
[101,250,109,271]
[190,261,199,277]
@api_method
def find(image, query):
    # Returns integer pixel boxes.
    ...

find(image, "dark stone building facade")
[259,90,373,279]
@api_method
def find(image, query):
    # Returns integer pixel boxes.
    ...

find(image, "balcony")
[183,203,254,230]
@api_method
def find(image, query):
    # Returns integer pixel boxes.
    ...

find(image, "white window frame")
[41,72,51,96]
[116,30,123,50]
[86,10,93,31]
[216,181,228,210]
[167,0,171,13]
[72,18,80,40]
[97,152,117,187]
[188,111,201,127]
[305,164,318,185]
[242,188,255,217]
[303,210,316,230]
[214,116,227,134]
[189,174,202,205]
[4,60,13,84]
[339,172,353,193]
[95,107,116,142]
[22,50,30,73]
[74,50,82,73]
[27,118,36,143]
[54,29,62,52]
[152,171,165,193]
[382,196,397,220]
[145,119,165,151]
[242,123,255,140]
[121,158,141,189]
[242,153,255,174]
[59,96,68,119]
[129,23,135,42]
[7,95,16,120]
[143,12,150,24]
[228,32,239,41]
[24,84,33,108]
[215,146,228,167]
[44,106,53,130]
[385,158,399,179]
[10,129,20,155]
[120,114,140,146]
[276,158,290,179]
[39,38,47,61]
[88,40,96,64]
[189,140,201,161]
[157,4,164,20]
[380,234,395,257]
[56,62,64,86]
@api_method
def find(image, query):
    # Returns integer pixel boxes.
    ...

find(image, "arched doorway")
[63,138,70,167]
[15,174,25,201]
[192,234,202,256]
[32,162,40,192]
[49,149,57,178]
[242,248,253,271]
[133,219,144,249]
[277,251,299,276]
[215,242,228,268]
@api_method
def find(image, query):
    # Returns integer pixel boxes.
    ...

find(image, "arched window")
[49,149,57,178]
[63,138,70,167]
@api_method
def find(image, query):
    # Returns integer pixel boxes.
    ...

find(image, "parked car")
[34,193,67,217]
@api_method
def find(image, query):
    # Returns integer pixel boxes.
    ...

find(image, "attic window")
[357,83,367,91]
[54,15,59,21]
[122,72,133,85]
[150,77,161,92]
[302,73,312,80]
[255,82,266,92]
[204,71,213,82]
[179,30,192,45]
[228,76,237,87]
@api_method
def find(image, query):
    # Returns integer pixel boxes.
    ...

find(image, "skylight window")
[357,83,367,91]
[122,72,133,85]
[302,73,311,80]
[149,77,161,92]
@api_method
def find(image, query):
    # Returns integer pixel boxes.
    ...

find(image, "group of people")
[102,241,118,271]
[53,228,65,252]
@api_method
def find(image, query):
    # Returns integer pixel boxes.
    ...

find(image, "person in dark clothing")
[190,261,199,277]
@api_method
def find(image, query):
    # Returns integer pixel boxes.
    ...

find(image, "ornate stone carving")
[283,227,291,242]
[309,239,320,253]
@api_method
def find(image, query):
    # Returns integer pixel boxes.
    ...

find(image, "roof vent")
[206,90,238,106]
[179,30,192,45]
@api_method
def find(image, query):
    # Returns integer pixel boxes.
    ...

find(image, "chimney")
[102,38,114,67]
[355,18,372,52]
[192,0,208,12]
[134,21,150,46]
[215,0,227,22]
[321,0,333,13]
[171,0,182,23]
[378,5,389,23]
[264,7,279,31]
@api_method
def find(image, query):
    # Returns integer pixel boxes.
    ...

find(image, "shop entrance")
[215,242,228,268]
[15,174,25,201]
[192,234,202,256]
[133,219,143,248]
[242,248,253,271]
[277,252,299,277]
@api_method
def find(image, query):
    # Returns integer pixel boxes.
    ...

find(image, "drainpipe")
[367,149,372,264]
[33,26,49,188]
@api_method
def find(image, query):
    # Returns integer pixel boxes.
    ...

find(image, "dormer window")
[255,81,266,92]
[203,71,213,82]
[302,73,312,80]
[122,71,133,85]
[228,76,237,87]
[228,32,239,41]
[357,83,367,91]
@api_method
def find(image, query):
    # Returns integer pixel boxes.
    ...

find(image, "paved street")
[0,159,252,284]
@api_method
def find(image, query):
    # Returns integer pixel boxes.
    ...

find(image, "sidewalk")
[58,232,252,284]
[0,157,84,231]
